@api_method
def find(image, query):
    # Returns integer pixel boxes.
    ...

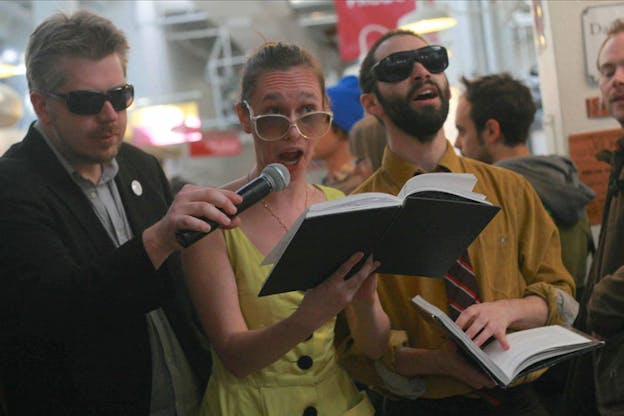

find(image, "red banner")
[569,128,623,224]
[335,0,416,61]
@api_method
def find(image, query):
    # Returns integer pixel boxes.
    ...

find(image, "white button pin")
[131,180,143,196]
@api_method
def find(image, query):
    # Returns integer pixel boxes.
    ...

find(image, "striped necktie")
[444,250,481,320]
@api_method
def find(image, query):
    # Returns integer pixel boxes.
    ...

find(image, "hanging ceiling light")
[398,5,458,34]
[0,63,26,79]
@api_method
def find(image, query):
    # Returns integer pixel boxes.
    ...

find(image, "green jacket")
[496,155,595,291]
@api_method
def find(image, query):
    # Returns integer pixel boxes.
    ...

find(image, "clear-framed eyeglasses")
[242,100,333,142]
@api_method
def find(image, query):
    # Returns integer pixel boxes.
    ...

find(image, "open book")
[258,173,500,296]
[411,295,604,387]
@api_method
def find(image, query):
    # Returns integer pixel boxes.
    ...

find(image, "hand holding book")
[259,173,500,296]
[297,253,380,330]
[411,295,604,387]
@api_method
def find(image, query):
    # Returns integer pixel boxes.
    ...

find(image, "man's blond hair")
[596,18,624,69]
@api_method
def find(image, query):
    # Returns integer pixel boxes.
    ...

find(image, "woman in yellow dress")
[182,42,390,415]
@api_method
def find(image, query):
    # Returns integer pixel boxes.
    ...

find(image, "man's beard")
[471,133,494,164]
[376,79,450,143]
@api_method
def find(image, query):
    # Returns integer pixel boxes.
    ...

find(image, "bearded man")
[336,29,577,416]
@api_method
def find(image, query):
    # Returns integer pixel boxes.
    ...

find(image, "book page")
[482,325,592,381]
[306,192,401,217]
[398,173,489,204]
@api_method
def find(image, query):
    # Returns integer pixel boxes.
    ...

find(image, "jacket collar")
[382,139,462,187]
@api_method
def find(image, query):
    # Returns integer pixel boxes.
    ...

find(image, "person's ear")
[483,118,502,145]
[31,92,51,124]
[236,102,252,134]
[361,92,383,118]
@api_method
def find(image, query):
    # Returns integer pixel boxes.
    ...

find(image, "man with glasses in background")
[336,29,576,415]
[0,10,242,415]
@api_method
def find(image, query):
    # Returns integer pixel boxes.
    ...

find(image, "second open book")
[259,172,500,296]
[411,295,604,387]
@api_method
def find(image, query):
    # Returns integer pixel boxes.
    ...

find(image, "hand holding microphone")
[175,163,290,248]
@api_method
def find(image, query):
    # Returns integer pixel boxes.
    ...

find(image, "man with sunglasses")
[336,29,576,415]
[0,11,242,415]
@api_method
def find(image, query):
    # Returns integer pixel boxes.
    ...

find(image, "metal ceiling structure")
[152,0,341,129]
[0,0,537,132]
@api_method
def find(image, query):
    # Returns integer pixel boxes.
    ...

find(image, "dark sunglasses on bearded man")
[371,45,448,83]
[47,84,134,115]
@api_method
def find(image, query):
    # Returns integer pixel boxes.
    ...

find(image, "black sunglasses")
[371,45,448,83]
[47,84,134,115]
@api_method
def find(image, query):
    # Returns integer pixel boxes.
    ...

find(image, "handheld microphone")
[175,163,290,248]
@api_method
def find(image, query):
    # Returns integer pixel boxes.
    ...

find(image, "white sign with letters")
[583,3,624,84]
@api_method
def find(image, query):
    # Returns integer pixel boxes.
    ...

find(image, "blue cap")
[327,75,364,134]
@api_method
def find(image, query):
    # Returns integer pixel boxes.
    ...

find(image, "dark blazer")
[0,125,208,415]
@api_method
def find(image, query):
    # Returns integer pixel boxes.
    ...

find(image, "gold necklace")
[263,186,309,232]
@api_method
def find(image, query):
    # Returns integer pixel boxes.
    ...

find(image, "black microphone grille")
[262,163,290,191]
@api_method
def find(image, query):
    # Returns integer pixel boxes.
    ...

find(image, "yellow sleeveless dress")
[199,185,374,415]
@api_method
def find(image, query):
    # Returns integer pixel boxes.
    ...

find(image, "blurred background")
[0,0,621,189]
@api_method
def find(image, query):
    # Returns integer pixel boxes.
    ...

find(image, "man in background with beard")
[336,29,576,416]
[455,73,594,304]
[454,73,594,415]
